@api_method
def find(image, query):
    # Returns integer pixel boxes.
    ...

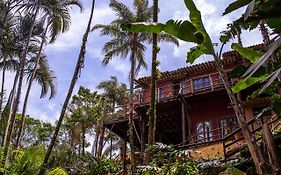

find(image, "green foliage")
[187,46,203,64]
[231,74,269,93]
[75,153,120,175]
[47,167,68,175]
[184,0,214,55]
[271,93,281,118]
[223,0,253,15]
[137,144,198,175]
[0,147,46,174]
[123,0,215,64]
[12,114,54,147]
[122,20,203,44]
[231,43,263,63]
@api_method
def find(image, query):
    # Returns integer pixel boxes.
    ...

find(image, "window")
[193,77,211,91]
[219,117,237,138]
[180,81,189,94]
[159,87,165,99]
[196,121,213,142]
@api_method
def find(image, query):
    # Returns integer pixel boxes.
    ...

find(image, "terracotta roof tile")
[135,44,265,86]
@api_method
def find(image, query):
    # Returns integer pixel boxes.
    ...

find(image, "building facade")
[104,46,278,159]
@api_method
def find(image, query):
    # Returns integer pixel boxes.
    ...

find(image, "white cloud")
[195,0,216,16]
[108,58,130,78]
[46,5,115,53]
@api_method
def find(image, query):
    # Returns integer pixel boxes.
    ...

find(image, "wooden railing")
[107,73,228,119]
[223,114,280,160]
[136,72,226,104]
[177,126,238,149]
[176,113,280,161]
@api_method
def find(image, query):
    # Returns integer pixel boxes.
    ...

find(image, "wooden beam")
[181,102,186,142]
[141,118,145,152]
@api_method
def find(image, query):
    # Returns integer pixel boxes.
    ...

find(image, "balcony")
[137,72,225,104]
[113,72,226,119]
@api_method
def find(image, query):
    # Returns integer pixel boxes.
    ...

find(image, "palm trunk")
[0,70,19,144]
[128,35,137,172]
[38,1,95,174]
[148,0,158,161]
[121,138,127,175]
[260,21,270,45]
[213,54,266,175]
[97,100,107,157]
[0,56,7,121]
[15,26,48,149]
[92,127,100,156]
[0,69,18,165]
[259,21,278,64]
[97,124,105,157]
[110,136,113,159]
[1,6,40,165]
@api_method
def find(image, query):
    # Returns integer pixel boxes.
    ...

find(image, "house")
[104,45,279,160]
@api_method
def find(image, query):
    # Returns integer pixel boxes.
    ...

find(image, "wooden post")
[122,139,127,175]
[140,117,145,152]
[209,75,213,91]
[206,127,210,142]
[181,102,186,143]
[185,103,191,142]
[262,123,281,172]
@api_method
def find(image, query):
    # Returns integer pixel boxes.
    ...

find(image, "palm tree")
[97,76,128,113]
[15,53,57,148]
[15,0,82,149]
[147,0,158,163]
[92,1,178,171]
[38,0,95,174]
[1,13,46,164]
[95,76,128,157]
[0,0,20,123]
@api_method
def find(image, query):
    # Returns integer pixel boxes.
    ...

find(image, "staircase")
[223,114,280,161]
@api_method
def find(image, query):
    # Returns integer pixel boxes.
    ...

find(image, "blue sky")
[6,0,264,123]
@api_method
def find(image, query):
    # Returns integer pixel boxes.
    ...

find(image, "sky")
[4,0,264,124]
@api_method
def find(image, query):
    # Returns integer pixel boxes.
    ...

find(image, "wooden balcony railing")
[136,72,226,104]
[107,73,228,119]
[107,73,229,119]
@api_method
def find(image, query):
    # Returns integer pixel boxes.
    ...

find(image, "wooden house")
[104,45,280,160]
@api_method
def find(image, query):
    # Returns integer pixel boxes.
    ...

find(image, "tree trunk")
[92,127,100,156]
[38,1,95,174]
[259,21,270,45]
[1,5,40,165]
[0,70,19,145]
[262,123,281,173]
[15,26,48,149]
[110,136,113,159]
[0,56,7,122]
[97,124,105,157]
[147,0,158,161]
[121,139,127,175]
[82,122,85,155]
[259,21,278,64]
[128,36,137,172]
[213,54,266,175]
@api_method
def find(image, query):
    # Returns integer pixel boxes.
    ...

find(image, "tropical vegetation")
[0,0,281,174]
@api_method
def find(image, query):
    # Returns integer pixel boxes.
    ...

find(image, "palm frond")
[157,33,179,47]
[109,0,135,23]
[32,55,57,99]
[92,24,126,38]
[0,59,19,71]
[102,41,130,65]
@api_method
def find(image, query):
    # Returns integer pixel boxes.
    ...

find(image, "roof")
[135,44,265,87]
